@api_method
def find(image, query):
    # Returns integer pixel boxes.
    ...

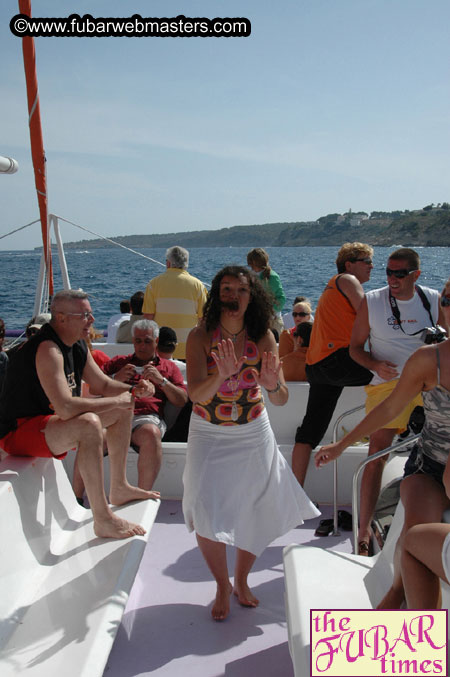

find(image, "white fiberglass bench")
[283,496,450,677]
[0,454,160,677]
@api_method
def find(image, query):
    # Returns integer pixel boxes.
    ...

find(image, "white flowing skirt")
[182,409,320,557]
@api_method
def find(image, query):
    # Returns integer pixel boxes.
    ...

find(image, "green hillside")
[60,204,450,249]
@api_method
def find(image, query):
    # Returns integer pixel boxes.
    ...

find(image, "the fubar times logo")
[310,609,447,676]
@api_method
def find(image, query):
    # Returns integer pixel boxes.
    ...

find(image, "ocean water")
[0,246,448,331]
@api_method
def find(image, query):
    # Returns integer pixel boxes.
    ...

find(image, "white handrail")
[51,215,71,290]
[330,404,365,535]
[34,247,49,317]
[351,433,420,553]
[34,214,72,317]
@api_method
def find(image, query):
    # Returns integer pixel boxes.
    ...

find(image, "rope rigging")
[2,214,211,287]
[55,215,167,269]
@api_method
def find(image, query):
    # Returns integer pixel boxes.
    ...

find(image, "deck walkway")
[104,500,353,677]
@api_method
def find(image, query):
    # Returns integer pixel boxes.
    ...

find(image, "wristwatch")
[267,380,281,394]
[160,377,168,387]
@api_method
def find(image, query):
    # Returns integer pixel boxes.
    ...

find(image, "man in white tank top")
[350,248,443,555]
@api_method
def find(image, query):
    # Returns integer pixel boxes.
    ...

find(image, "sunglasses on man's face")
[441,294,450,307]
[292,311,309,318]
[386,267,418,279]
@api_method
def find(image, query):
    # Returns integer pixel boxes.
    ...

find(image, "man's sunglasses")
[441,294,450,307]
[292,311,309,317]
[386,268,418,279]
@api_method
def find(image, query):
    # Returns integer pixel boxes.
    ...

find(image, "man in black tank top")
[0,290,159,540]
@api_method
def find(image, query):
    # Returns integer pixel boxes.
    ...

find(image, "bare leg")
[377,474,450,609]
[72,452,85,503]
[402,523,449,608]
[72,429,108,504]
[101,407,160,504]
[292,442,312,487]
[234,548,258,607]
[358,428,396,552]
[45,412,147,539]
[131,423,162,490]
[196,534,232,620]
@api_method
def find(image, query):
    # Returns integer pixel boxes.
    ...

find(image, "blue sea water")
[0,246,448,331]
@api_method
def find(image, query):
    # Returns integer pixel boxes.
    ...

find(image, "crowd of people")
[0,242,448,618]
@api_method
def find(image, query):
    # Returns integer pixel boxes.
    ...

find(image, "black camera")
[420,325,447,344]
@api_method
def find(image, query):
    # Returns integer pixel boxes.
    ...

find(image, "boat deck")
[104,499,353,677]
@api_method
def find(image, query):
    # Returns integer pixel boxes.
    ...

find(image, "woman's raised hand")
[211,339,247,379]
[252,351,281,391]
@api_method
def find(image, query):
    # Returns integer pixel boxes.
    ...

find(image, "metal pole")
[330,404,365,536]
[351,433,420,554]
[51,214,71,290]
[34,249,47,317]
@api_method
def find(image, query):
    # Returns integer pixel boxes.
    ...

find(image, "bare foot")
[212,582,232,621]
[94,513,146,539]
[377,585,404,609]
[109,482,160,506]
[233,582,259,608]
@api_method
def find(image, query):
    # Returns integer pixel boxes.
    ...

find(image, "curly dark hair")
[203,265,274,342]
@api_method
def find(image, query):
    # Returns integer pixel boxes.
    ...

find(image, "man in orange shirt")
[291,243,374,486]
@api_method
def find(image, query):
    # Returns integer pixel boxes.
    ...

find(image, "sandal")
[358,540,373,557]
[314,518,334,537]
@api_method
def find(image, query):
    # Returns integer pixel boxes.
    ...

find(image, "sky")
[1,0,449,250]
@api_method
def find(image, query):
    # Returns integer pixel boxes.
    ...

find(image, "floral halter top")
[193,326,264,425]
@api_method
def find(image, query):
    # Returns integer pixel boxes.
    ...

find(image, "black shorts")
[403,444,445,487]
[294,347,372,448]
[306,347,373,388]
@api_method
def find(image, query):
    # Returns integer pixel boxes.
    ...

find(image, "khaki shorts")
[364,379,423,432]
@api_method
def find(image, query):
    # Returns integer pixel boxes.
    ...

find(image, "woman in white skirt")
[183,265,319,620]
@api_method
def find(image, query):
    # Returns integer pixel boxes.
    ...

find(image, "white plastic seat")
[283,500,450,677]
[0,455,159,676]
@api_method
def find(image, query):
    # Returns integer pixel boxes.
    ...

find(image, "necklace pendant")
[231,401,239,422]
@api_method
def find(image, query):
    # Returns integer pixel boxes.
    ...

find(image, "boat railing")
[351,432,420,553]
[330,404,365,536]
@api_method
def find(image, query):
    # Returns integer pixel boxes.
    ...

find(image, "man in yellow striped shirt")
[143,246,207,359]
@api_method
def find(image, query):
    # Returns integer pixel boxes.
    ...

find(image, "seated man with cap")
[6,312,52,356]
[156,326,192,441]
[156,326,186,379]
[103,319,188,490]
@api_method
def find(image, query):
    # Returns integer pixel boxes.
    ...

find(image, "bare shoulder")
[188,323,209,343]
[338,273,362,292]
[404,344,439,389]
[186,323,211,354]
[36,339,63,362]
[414,344,441,370]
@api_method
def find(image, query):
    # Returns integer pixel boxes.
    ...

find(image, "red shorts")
[0,416,68,459]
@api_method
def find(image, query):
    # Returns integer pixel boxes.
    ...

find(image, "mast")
[18,0,53,299]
